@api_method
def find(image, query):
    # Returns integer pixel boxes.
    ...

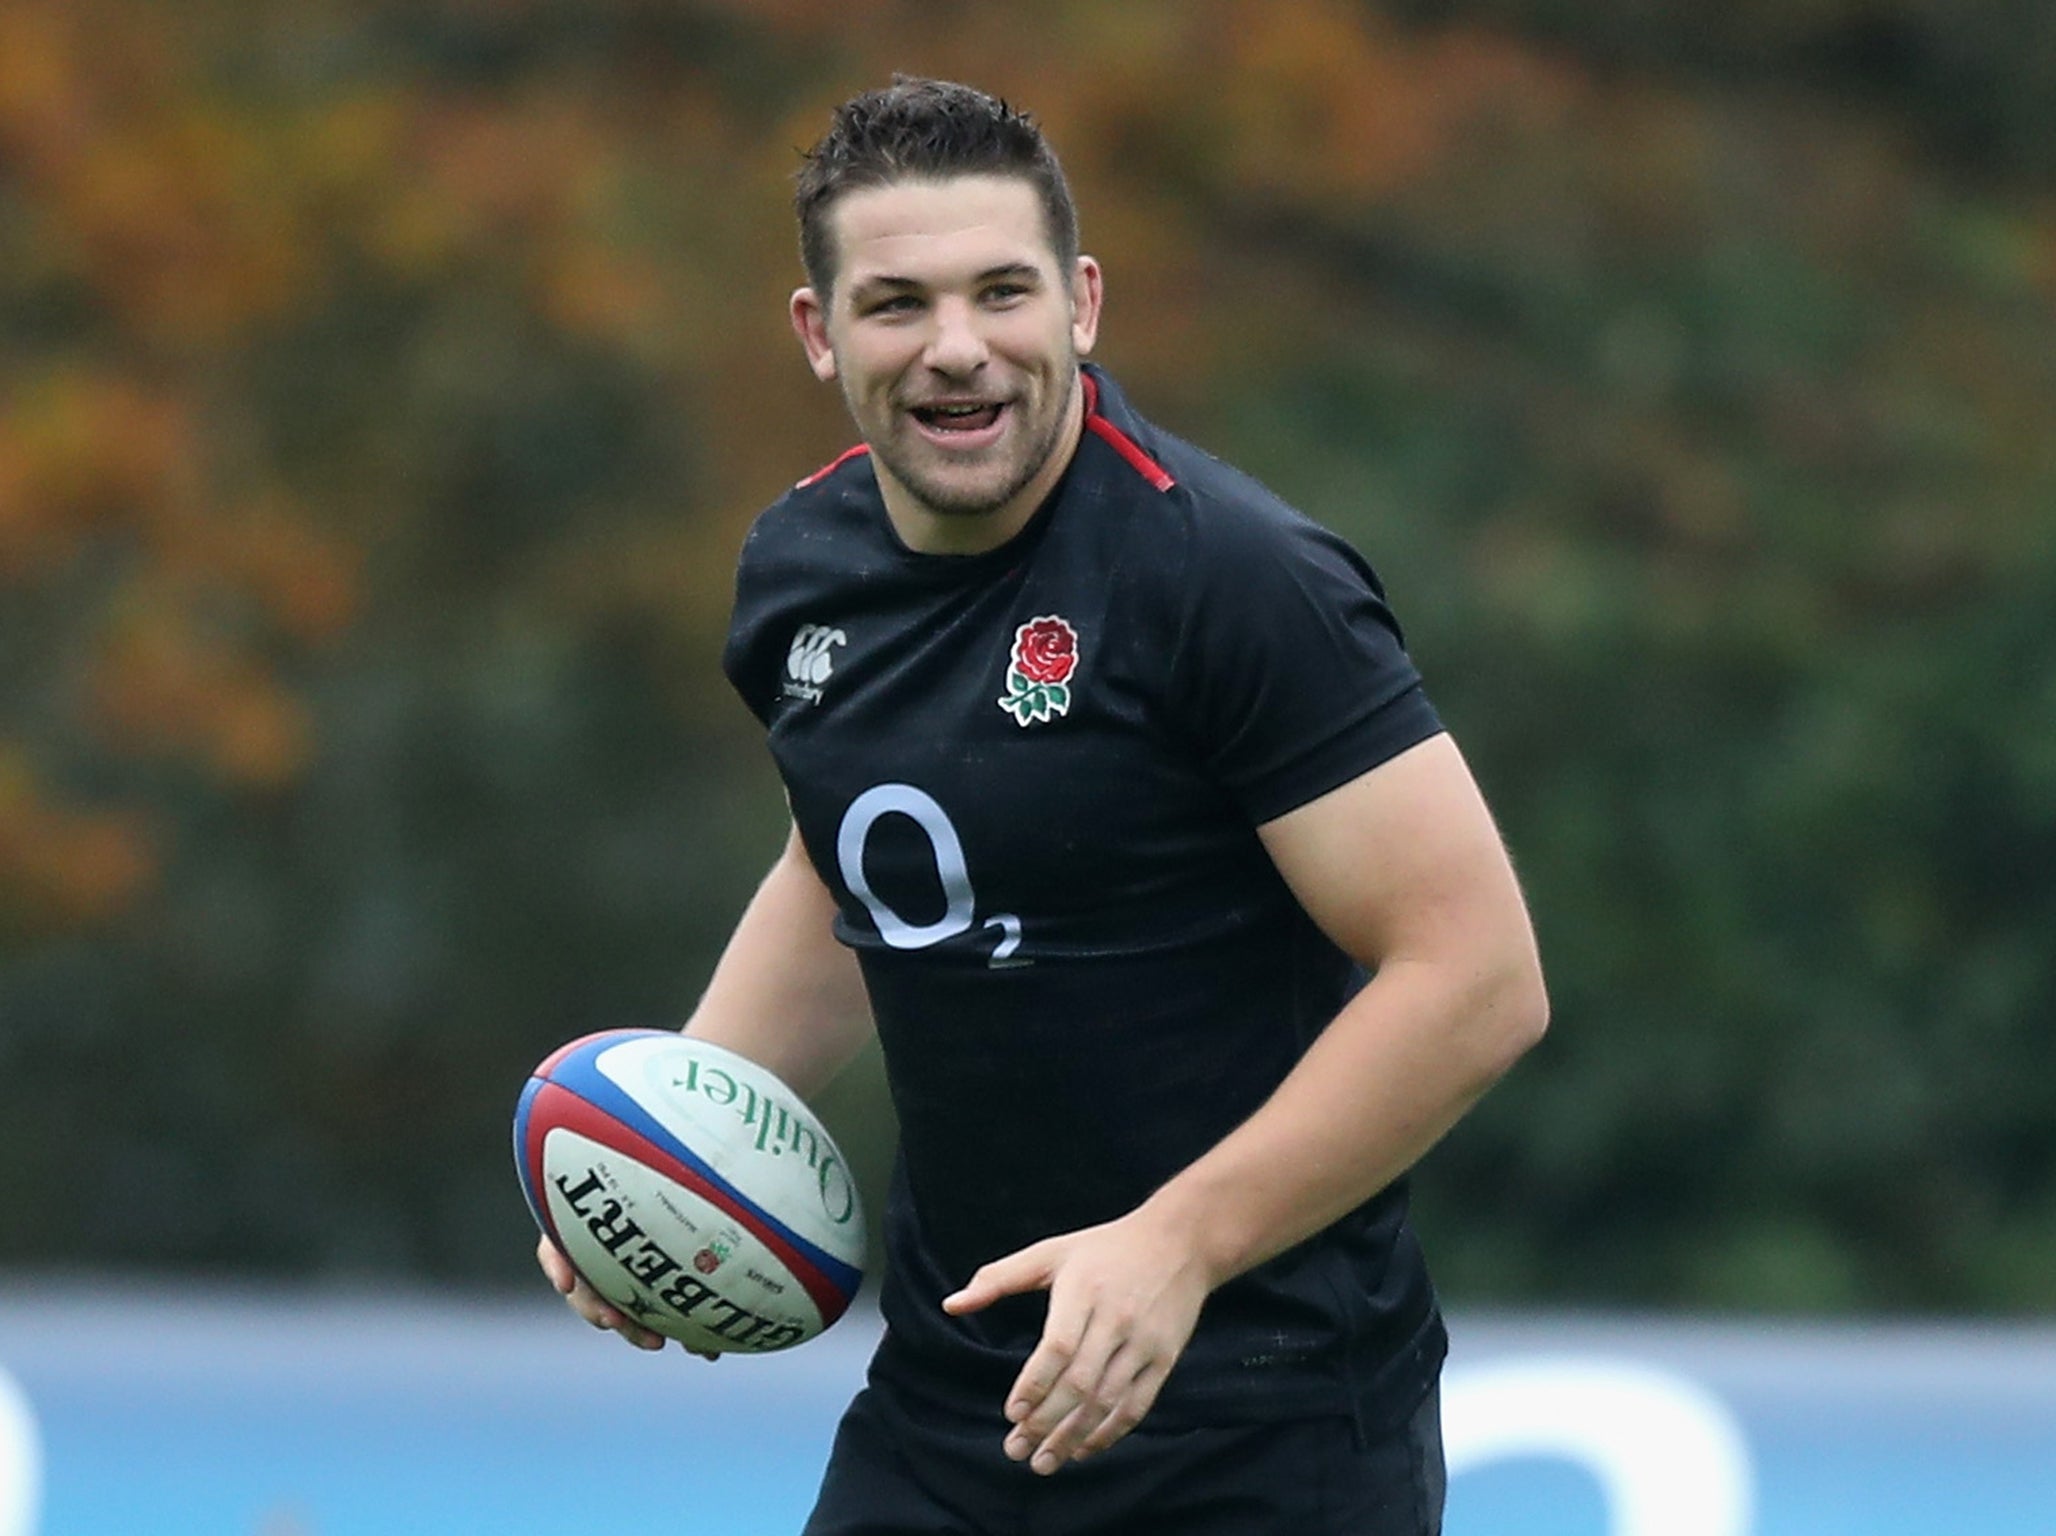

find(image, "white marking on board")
[0,1364,41,1536]
[1444,1357,1754,1536]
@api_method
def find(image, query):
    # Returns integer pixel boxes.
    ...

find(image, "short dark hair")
[794,77,1080,299]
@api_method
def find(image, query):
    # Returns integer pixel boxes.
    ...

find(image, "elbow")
[1481,949,1549,1079]
[1514,962,1551,1056]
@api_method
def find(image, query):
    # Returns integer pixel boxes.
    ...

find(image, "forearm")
[946,945,1545,1476]
[1140,947,1546,1288]
[684,822,874,1099]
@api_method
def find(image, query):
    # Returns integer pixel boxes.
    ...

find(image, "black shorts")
[802,1379,1444,1536]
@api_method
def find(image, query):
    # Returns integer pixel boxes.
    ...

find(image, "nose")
[923,295,989,377]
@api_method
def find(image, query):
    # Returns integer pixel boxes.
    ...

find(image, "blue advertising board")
[0,1286,2052,1534]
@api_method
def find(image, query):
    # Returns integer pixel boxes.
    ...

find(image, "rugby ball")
[514,1028,865,1354]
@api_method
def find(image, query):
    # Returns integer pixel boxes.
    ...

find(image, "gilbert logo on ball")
[514,1029,865,1354]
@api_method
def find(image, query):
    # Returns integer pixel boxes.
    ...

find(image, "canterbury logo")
[782,623,846,705]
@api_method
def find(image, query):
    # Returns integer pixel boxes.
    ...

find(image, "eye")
[983,282,1031,305]
[864,293,923,318]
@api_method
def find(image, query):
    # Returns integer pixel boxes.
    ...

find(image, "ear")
[790,287,838,382]
[1069,256,1104,356]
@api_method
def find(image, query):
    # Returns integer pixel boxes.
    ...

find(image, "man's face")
[791,175,1102,551]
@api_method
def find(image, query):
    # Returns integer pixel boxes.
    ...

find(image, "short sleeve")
[1163,499,1443,825]
[721,518,785,728]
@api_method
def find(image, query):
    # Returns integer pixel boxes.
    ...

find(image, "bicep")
[1257,733,1537,974]
[687,823,875,1098]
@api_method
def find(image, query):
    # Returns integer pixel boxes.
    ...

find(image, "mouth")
[908,400,1009,443]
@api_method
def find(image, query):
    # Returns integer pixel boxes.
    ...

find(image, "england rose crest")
[693,1236,733,1275]
[999,615,1078,726]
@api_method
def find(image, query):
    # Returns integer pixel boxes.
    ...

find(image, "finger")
[1002,1300,1092,1430]
[537,1239,667,1350]
[584,1292,667,1351]
[943,1242,1058,1317]
[582,1294,649,1341]
[1006,1308,1135,1476]
[1020,1400,1100,1475]
[1013,1315,1122,1446]
[538,1240,612,1325]
[1071,1356,1169,1462]
[610,1316,668,1351]
[536,1235,577,1295]
[1022,1341,1142,1472]
[587,1301,666,1352]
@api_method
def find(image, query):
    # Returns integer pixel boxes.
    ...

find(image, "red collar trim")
[796,442,870,489]
[1081,373,1176,492]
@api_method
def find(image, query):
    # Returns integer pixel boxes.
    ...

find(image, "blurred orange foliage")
[4,0,2054,945]
[0,748,152,934]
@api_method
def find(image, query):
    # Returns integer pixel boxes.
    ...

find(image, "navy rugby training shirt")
[723,364,1447,1432]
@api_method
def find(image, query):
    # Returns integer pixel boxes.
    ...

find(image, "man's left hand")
[941,1210,1212,1475]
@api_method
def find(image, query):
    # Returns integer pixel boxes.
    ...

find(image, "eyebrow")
[850,262,1045,299]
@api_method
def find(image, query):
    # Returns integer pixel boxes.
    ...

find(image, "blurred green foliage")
[1,0,2051,1311]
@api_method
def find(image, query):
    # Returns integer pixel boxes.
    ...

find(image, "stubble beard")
[867,365,1079,522]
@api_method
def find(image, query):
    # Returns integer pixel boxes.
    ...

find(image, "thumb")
[942,1240,1061,1316]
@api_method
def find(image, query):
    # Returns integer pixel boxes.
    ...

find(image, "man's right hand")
[536,1234,668,1352]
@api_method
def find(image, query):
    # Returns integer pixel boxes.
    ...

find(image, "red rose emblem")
[1013,617,1077,685]
[999,614,1080,725]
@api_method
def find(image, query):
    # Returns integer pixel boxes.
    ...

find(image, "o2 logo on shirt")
[782,623,846,706]
[836,784,1026,968]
